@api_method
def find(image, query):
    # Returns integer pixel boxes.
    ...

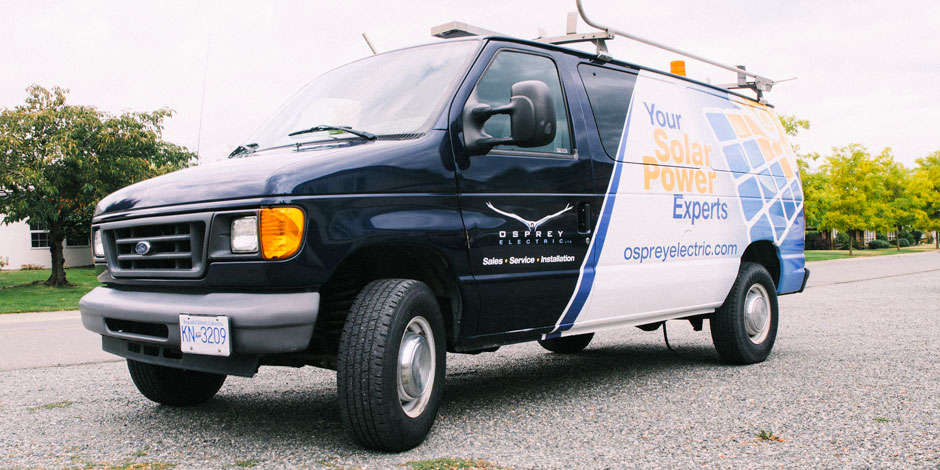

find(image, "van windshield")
[247,41,479,152]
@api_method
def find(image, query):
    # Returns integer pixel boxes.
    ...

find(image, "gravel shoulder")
[1,254,939,469]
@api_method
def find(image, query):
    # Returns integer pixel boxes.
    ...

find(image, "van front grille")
[113,222,197,271]
[100,214,210,279]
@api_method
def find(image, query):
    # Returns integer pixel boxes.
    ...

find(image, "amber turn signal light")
[670,60,686,76]
[260,207,305,259]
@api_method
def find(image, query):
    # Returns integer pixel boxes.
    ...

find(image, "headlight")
[93,229,105,258]
[260,207,304,259]
[231,216,259,253]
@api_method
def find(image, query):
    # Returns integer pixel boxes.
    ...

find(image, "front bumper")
[79,287,319,376]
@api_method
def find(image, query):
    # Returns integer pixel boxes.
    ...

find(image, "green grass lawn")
[805,245,937,262]
[0,267,101,313]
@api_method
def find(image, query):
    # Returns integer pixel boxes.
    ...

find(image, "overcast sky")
[2,0,939,168]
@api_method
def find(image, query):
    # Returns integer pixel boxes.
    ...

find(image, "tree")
[820,144,891,255]
[778,115,833,247]
[778,114,810,141]
[798,153,833,246]
[910,150,940,248]
[0,85,193,286]
[878,152,914,250]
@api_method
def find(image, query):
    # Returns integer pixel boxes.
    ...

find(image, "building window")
[66,229,90,247]
[29,222,50,248]
[28,222,89,248]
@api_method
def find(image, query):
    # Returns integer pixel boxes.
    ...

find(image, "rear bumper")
[778,267,810,296]
[79,287,320,372]
[797,267,811,293]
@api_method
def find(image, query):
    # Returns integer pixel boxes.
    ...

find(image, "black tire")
[537,333,594,354]
[126,359,226,406]
[337,279,446,452]
[710,262,778,364]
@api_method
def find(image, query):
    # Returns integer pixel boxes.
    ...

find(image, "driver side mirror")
[463,80,556,155]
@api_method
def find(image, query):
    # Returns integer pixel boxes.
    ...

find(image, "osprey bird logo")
[486,202,573,232]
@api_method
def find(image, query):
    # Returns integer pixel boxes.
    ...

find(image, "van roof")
[431,5,782,107]
[444,35,769,106]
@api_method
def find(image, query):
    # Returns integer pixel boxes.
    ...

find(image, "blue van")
[80,21,808,451]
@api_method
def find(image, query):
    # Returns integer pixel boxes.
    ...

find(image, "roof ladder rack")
[572,0,780,102]
[534,12,614,61]
[431,1,787,103]
[431,22,505,40]
[431,15,614,61]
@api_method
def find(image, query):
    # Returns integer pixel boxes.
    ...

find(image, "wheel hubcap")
[743,284,771,344]
[397,316,435,418]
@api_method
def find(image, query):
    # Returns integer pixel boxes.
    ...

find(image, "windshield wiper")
[229,142,259,158]
[287,125,377,141]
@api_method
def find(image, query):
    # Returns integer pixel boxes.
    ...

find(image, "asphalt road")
[0,311,117,372]
[1,252,938,469]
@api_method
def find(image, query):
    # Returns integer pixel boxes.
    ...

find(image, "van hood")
[95,134,451,216]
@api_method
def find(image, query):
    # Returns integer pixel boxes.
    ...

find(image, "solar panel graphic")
[704,106,803,245]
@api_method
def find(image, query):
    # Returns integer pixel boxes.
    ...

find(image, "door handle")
[578,202,592,234]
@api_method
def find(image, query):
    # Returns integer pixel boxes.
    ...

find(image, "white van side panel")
[548,70,805,338]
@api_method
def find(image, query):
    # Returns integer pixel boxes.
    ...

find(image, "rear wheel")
[337,279,446,451]
[710,262,778,364]
[126,359,226,406]
[537,333,594,354]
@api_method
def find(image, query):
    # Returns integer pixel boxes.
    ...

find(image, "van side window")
[578,64,638,157]
[473,51,571,155]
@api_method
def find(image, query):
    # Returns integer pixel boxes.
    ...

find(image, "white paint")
[0,217,92,270]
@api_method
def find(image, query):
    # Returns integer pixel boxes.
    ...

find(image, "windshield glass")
[247,40,479,151]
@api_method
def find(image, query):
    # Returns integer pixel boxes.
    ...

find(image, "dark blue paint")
[447,41,599,335]
[90,36,805,351]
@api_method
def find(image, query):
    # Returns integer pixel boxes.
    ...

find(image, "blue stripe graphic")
[546,98,636,337]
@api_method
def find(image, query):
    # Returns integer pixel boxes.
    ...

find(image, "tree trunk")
[896,226,901,251]
[45,222,69,286]
[848,229,853,256]
[829,230,834,250]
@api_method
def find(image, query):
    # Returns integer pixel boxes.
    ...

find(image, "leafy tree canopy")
[819,144,894,254]
[777,115,831,232]
[0,85,193,285]
[778,114,810,138]
[910,151,940,247]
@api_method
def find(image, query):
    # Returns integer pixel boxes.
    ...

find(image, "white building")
[0,216,93,270]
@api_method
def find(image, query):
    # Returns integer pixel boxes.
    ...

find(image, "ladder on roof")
[432,0,784,103]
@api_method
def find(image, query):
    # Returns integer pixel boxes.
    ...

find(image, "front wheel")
[126,359,226,406]
[710,262,778,364]
[337,279,446,452]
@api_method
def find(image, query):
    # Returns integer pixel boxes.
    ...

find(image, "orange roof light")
[260,207,305,259]
[670,60,686,77]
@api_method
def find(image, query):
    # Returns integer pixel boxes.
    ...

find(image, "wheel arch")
[316,242,462,353]
[740,241,780,288]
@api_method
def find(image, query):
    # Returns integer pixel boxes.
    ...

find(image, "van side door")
[546,62,639,334]
[554,71,744,336]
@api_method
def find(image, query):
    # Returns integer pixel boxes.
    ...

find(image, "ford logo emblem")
[135,241,152,255]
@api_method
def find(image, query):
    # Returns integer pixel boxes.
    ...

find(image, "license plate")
[179,314,231,357]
